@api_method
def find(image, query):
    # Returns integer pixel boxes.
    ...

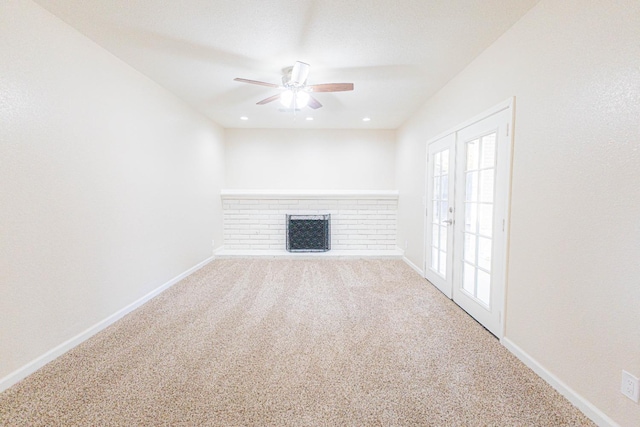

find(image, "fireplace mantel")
[220,189,399,200]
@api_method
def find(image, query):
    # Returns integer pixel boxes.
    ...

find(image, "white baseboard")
[501,337,620,427]
[402,253,424,277]
[0,255,215,393]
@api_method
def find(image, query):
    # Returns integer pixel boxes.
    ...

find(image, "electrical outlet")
[621,371,639,403]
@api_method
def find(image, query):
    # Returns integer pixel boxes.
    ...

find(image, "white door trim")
[425,98,514,146]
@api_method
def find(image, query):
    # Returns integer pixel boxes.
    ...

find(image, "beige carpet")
[0,259,593,426]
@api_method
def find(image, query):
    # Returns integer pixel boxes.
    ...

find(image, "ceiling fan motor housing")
[283,61,310,88]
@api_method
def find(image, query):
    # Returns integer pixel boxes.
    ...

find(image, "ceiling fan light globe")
[280,90,294,108]
[296,91,310,108]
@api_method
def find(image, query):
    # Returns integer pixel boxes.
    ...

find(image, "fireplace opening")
[286,214,330,252]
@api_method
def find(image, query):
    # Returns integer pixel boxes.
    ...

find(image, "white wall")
[0,0,225,382]
[225,129,396,190]
[396,1,640,426]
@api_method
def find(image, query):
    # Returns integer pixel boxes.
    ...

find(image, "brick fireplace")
[219,190,399,255]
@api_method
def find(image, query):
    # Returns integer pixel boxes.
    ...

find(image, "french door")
[424,101,513,338]
[425,134,455,298]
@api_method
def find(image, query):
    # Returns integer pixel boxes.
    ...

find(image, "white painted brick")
[349,245,368,250]
[249,238,273,244]
[337,239,357,245]
[224,196,397,251]
[260,229,280,235]
[377,229,396,235]
[377,239,395,244]
[236,229,259,235]
[340,215,358,220]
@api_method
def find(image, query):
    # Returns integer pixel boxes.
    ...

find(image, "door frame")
[423,97,515,339]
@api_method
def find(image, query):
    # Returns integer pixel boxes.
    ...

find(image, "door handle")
[443,219,453,225]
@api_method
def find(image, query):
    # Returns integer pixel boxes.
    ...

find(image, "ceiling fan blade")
[308,83,354,92]
[308,95,322,109]
[291,61,310,85]
[234,78,279,88]
[256,94,281,105]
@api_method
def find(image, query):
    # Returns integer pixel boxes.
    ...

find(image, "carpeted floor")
[0,259,594,426]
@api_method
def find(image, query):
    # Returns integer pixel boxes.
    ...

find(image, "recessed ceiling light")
[363,117,371,122]
[306,117,314,121]
[240,116,248,121]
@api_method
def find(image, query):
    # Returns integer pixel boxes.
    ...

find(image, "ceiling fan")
[234,61,354,110]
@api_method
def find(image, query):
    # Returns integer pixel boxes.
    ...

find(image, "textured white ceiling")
[33,0,539,129]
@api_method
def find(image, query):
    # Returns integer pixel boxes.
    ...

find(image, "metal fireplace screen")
[286,214,331,252]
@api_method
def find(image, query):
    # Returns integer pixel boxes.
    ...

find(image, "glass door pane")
[461,133,497,307]
[430,149,450,276]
